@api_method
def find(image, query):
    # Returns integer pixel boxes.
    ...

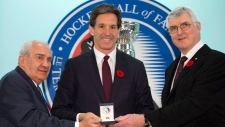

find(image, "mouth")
[102,38,112,44]
[178,37,186,41]
[39,69,49,74]
[102,37,111,41]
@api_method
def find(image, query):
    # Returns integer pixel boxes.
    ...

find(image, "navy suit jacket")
[52,49,154,120]
[146,45,225,127]
[0,67,74,127]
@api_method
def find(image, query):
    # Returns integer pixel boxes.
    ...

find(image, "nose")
[42,59,51,68]
[104,27,111,35]
[177,27,184,35]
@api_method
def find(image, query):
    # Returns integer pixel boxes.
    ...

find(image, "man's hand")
[79,112,101,127]
[114,114,145,127]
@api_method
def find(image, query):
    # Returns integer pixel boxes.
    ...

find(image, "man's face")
[89,13,120,54]
[20,43,52,84]
[168,13,201,54]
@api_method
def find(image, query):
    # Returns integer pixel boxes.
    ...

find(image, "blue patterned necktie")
[37,86,51,116]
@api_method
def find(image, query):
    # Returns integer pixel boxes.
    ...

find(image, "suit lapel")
[165,45,211,104]
[162,58,179,104]
[15,66,51,116]
[110,51,127,102]
[84,50,106,102]
[169,60,192,94]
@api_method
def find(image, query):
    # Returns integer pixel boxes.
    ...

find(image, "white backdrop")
[1,0,224,81]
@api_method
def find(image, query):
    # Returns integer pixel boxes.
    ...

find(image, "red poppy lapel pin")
[186,60,194,67]
[116,70,124,78]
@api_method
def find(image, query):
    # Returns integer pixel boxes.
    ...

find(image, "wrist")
[79,113,85,121]
[143,114,151,127]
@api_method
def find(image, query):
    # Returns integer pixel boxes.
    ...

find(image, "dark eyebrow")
[97,23,104,26]
[111,24,117,27]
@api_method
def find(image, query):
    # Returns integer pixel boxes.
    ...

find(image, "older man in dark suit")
[114,6,225,127]
[0,40,101,127]
[51,3,154,126]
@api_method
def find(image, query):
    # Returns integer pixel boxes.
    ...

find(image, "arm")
[0,74,74,127]
[134,61,155,113]
[51,59,78,120]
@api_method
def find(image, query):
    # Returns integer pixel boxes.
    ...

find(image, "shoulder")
[197,45,225,62]
[0,68,31,95]
[193,49,225,73]
[117,50,143,63]
[209,49,225,57]
[0,69,19,87]
[204,49,225,63]
[67,50,94,62]
[63,50,92,68]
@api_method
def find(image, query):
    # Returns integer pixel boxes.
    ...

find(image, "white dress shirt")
[94,46,116,83]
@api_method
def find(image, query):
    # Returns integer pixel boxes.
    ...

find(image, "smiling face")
[168,13,201,55]
[19,42,52,85]
[89,13,120,54]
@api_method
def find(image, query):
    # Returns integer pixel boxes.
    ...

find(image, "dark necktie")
[102,55,112,102]
[37,86,51,116]
[174,56,188,82]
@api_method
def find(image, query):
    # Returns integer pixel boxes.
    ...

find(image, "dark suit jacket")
[0,67,74,127]
[145,45,225,127]
[51,49,154,120]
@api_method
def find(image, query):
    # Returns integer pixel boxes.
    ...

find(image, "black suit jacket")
[0,67,74,127]
[146,45,225,127]
[52,49,154,120]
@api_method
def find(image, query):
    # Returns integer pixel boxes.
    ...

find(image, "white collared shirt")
[94,46,117,83]
[181,40,204,66]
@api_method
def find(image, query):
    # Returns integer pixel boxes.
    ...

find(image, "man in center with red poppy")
[51,3,154,127]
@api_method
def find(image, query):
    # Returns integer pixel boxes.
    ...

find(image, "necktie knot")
[104,55,109,61]
[180,56,188,64]
[37,86,43,95]
[174,56,188,82]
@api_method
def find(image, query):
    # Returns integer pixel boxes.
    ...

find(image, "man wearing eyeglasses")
[114,6,225,127]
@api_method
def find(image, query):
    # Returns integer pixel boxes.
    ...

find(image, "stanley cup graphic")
[117,21,140,57]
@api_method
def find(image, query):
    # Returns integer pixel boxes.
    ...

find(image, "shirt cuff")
[76,113,80,122]
[75,121,79,127]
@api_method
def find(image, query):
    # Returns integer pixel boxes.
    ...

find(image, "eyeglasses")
[168,22,192,34]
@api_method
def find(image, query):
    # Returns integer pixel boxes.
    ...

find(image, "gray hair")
[19,40,50,56]
[166,7,200,28]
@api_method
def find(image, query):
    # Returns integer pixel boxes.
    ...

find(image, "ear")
[117,27,121,38]
[196,22,201,32]
[18,55,26,67]
[89,25,94,36]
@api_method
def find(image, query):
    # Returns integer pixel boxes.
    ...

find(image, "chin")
[38,75,48,80]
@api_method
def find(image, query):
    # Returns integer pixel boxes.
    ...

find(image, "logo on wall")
[43,0,180,108]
